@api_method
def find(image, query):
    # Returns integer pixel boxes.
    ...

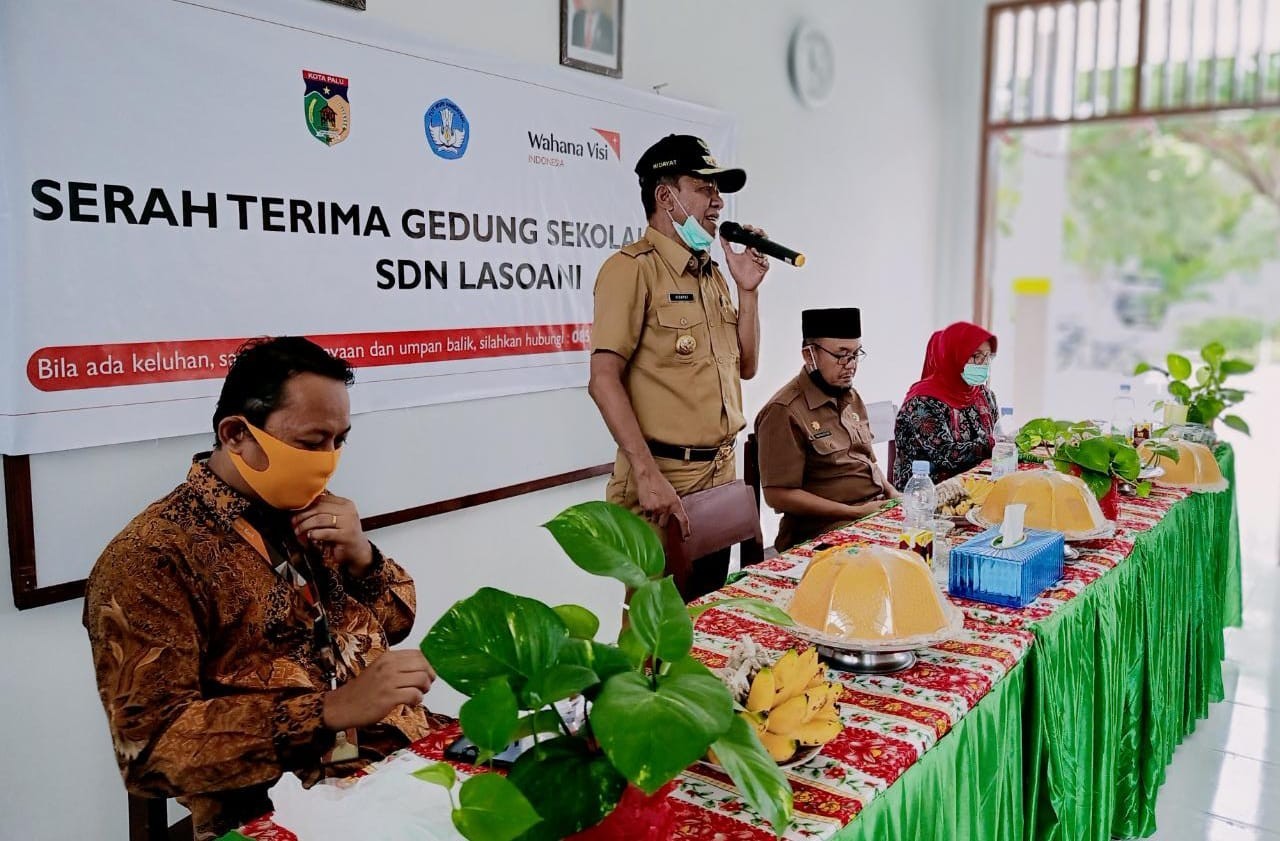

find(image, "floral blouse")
[893,390,999,488]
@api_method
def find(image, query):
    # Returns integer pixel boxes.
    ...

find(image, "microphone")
[719,221,806,267]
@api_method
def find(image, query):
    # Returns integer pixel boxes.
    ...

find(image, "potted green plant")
[1015,419,1178,519]
[1134,341,1253,439]
[413,501,797,841]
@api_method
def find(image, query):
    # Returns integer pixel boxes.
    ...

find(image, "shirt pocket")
[809,435,843,456]
[654,304,708,364]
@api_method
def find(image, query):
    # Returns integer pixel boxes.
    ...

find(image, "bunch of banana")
[938,474,995,517]
[739,647,844,763]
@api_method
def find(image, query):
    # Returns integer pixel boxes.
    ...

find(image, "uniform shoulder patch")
[620,239,656,258]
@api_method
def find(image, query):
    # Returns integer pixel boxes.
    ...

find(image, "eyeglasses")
[968,351,996,364]
[811,344,867,365]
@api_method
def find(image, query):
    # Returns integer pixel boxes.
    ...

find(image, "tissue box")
[948,527,1064,608]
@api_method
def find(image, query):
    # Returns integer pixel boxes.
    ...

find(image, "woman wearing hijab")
[892,322,1000,487]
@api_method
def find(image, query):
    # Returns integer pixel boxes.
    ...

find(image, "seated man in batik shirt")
[84,337,437,840]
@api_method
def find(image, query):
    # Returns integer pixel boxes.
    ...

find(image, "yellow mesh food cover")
[1140,440,1228,492]
[789,545,949,641]
[979,470,1109,536]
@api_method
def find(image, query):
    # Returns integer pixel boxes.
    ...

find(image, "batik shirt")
[83,457,431,840]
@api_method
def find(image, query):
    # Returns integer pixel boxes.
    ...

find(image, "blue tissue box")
[948,527,1065,609]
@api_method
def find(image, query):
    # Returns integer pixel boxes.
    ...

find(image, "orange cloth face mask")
[226,421,341,510]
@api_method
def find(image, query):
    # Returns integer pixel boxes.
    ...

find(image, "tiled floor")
[1146,453,1280,839]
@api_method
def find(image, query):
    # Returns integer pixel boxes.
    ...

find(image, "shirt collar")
[798,369,839,412]
[186,453,252,532]
[645,226,712,279]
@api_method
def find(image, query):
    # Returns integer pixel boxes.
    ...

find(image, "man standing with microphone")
[588,134,769,600]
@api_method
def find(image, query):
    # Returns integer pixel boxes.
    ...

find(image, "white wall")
[0,2,988,838]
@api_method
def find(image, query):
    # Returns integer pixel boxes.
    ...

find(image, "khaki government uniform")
[591,226,744,514]
[755,371,893,551]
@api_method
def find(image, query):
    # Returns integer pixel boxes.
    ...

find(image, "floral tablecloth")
[231,468,1211,841]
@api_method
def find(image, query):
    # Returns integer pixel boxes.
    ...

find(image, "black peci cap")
[802,308,862,340]
[634,134,747,193]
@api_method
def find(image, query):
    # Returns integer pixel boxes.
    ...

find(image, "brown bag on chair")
[663,480,763,597]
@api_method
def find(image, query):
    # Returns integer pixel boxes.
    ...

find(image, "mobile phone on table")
[442,735,524,769]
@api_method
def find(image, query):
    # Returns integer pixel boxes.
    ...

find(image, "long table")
[227,447,1241,841]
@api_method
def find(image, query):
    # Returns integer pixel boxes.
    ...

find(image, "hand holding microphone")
[719,221,806,268]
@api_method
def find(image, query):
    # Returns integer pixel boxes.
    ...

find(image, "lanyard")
[231,517,339,689]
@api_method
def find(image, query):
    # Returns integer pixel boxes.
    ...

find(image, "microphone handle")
[726,228,806,267]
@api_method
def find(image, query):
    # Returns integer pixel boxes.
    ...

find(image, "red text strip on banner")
[26,324,591,391]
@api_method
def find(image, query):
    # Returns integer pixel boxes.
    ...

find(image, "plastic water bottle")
[991,407,1018,478]
[902,461,938,530]
[1111,384,1136,438]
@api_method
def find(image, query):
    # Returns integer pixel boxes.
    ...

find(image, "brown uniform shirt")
[592,226,743,511]
[83,459,431,840]
[755,371,892,551]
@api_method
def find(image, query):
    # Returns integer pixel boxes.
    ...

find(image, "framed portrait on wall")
[560,0,622,78]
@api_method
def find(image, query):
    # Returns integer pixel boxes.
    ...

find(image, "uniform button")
[680,318,688,326]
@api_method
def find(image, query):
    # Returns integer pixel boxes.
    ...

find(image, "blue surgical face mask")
[664,190,714,252]
[962,363,990,386]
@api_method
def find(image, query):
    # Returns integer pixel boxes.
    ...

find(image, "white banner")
[0,0,735,454]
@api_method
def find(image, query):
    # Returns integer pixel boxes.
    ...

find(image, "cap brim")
[691,167,747,193]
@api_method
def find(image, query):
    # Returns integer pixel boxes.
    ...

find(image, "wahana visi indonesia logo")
[425,98,469,159]
[303,70,350,146]
[526,127,620,163]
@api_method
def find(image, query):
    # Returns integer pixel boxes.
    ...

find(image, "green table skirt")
[838,445,1241,841]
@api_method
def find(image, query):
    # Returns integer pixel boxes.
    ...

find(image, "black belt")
[647,439,732,462]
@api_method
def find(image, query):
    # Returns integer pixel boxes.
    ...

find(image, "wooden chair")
[741,434,766,568]
[128,793,193,841]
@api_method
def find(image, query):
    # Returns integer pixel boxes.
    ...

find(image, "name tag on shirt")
[668,292,696,303]
[812,430,833,440]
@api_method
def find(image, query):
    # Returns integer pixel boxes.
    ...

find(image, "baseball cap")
[634,134,747,193]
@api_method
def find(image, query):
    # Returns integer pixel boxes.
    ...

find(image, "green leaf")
[1079,469,1113,500]
[1133,361,1153,375]
[709,715,795,837]
[591,670,734,794]
[507,737,627,840]
[687,598,796,627]
[615,625,648,668]
[1201,341,1226,366]
[543,502,663,588]
[1221,359,1255,376]
[521,665,599,710]
[513,710,564,741]
[1111,444,1141,480]
[1219,388,1248,403]
[453,773,543,841]
[1222,414,1251,435]
[552,605,601,640]
[1169,381,1193,401]
[412,761,457,790]
[1167,353,1193,380]
[663,654,719,681]
[461,677,521,754]
[1195,397,1226,425]
[1061,439,1113,474]
[1195,366,1211,386]
[423,587,569,697]
[1135,481,1152,498]
[557,638,634,685]
[630,578,694,663]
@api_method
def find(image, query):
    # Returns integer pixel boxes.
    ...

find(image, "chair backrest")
[128,793,193,841]
[741,434,764,568]
[865,400,898,484]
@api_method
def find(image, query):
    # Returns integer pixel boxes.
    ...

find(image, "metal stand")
[817,645,917,674]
